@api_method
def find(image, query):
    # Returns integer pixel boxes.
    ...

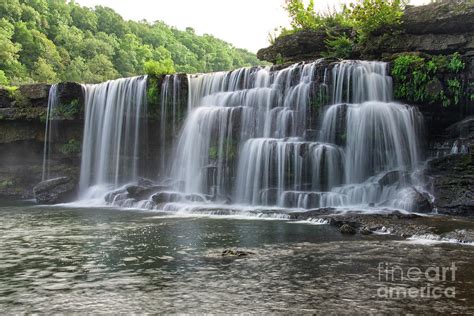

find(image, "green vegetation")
[52,99,80,120]
[209,140,238,161]
[279,0,406,59]
[0,0,262,85]
[391,53,466,107]
[0,179,14,189]
[59,138,81,155]
[144,60,175,76]
[322,34,353,59]
[146,76,160,120]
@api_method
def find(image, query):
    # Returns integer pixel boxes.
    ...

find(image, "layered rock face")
[0,83,83,199]
[258,1,474,62]
[0,76,188,200]
[426,116,474,215]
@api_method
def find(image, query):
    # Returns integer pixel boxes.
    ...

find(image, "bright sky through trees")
[75,0,431,52]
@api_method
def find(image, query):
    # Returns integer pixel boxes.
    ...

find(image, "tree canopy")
[0,0,263,84]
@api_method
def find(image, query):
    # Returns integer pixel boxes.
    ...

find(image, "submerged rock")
[222,249,255,257]
[378,170,409,186]
[360,226,373,235]
[152,192,183,204]
[127,185,171,201]
[339,224,357,235]
[33,177,76,204]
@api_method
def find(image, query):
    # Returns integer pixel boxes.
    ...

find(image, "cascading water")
[159,74,182,177]
[78,76,148,198]
[75,59,426,214]
[42,84,59,181]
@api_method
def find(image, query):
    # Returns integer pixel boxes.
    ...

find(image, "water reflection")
[0,203,473,313]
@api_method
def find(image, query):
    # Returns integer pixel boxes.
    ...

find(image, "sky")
[74,0,430,53]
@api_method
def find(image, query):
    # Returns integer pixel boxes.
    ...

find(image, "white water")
[79,76,148,195]
[159,74,182,177]
[42,84,59,181]
[66,60,427,216]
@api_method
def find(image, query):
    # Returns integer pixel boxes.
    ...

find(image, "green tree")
[0,0,263,83]
[87,54,118,83]
[144,59,175,76]
[0,18,24,81]
[32,57,57,82]
[0,70,9,85]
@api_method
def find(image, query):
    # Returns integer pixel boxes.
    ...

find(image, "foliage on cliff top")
[275,0,406,59]
[0,0,262,85]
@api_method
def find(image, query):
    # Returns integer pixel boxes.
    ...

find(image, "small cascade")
[79,76,148,196]
[42,84,59,181]
[159,74,182,177]
[74,59,427,215]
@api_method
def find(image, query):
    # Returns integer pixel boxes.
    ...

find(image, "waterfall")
[170,61,322,199]
[42,84,59,181]
[73,59,426,213]
[79,76,148,195]
[159,74,182,177]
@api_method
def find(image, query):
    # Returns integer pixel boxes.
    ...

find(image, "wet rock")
[289,208,337,220]
[378,170,409,186]
[405,187,434,213]
[137,177,155,187]
[127,184,173,201]
[222,249,255,257]
[360,226,373,235]
[425,153,474,216]
[105,188,128,203]
[441,229,474,244]
[151,192,183,204]
[339,224,357,235]
[185,194,206,202]
[33,177,76,204]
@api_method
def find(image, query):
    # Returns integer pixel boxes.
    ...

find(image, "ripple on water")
[0,205,473,313]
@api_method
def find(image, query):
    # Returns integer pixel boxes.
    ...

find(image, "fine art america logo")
[377,262,457,299]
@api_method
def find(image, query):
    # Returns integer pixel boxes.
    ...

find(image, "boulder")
[33,177,76,204]
[104,188,128,203]
[339,224,357,235]
[378,170,409,186]
[360,226,373,235]
[405,187,433,213]
[127,184,172,201]
[151,191,183,204]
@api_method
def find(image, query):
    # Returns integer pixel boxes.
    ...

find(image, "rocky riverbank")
[290,207,474,243]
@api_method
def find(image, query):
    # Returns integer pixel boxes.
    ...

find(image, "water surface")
[1,201,473,313]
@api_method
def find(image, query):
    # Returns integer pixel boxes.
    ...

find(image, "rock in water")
[340,224,357,235]
[222,249,255,257]
[405,187,434,213]
[33,177,76,204]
